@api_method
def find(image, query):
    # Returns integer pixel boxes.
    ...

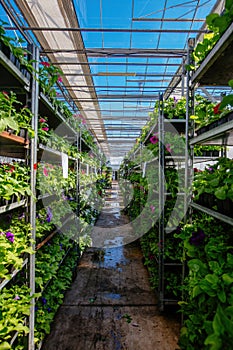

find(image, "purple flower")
[60,243,63,251]
[149,135,159,144]
[35,306,38,311]
[207,167,214,173]
[47,307,52,312]
[62,193,68,200]
[5,231,14,243]
[14,295,20,300]
[189,228,205,246]
[41,297,47,305]
[150,205,155,213]
[18,212,25,220]
[46,207,53,223]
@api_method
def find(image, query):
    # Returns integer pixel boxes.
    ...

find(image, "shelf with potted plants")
[188,3,233,226]
[119,93,190,310]
[0,19,104,349]
[0,22,41,349]
[0,21,31,89]
[176,5,233,348]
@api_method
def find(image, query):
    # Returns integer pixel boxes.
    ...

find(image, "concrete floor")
[42,182,180,350]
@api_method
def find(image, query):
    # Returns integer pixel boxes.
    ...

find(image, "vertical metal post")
[185,38,195,216]
[158,92,165,311]
[29,45,39,350]
[76,129,82,244]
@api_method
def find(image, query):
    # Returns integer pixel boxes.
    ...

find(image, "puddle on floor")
[100,237,130,268]
[104,293,122,300]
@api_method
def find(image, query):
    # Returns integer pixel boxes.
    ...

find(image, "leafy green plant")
[0,285,33,348]
[0,162,32,202]
[176,212,233,349]
[34,247,78,344]
[0,91,34,136]
[0,212,34,280]
[193,158,233,202]
[188,0,233,69]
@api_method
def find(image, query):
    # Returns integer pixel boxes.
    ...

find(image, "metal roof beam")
[41,48,187,56]
[51,61,181,66]
[62,73,181,77]
[132,17,205,22]
[17,26,208,34]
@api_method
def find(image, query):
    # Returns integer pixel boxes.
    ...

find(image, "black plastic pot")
[216,198,233,218]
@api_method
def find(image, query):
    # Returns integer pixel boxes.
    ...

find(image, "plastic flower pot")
[0,41,11,58]
[216,198,233,218]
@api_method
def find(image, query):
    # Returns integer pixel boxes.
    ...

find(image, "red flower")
[213,102,221,114]
[42,127,49,131]
[41,61,50,67]
[39,118,46,123]
[2,91,9,99]
[57,76,63,83]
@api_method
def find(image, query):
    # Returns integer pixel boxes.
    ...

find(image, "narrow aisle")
[42,182,180,350]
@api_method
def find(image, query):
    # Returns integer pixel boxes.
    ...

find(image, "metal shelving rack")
[189,21,233,227]
[0,18,103,350]
[0,40,35,349]
[157,92,190,311]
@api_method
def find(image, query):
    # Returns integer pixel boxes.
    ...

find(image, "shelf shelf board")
[190,120,233,145]
[191,22,233,86]
[0,50,30,88]
[39,93,77,136]
[191,202,233,226]
[0,258,28,291]
[0,199,26,214]
[164,118,186,123]
[0,131,29,158]
[0,131,29,145]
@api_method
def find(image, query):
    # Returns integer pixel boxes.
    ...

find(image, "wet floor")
[42,181,180,350]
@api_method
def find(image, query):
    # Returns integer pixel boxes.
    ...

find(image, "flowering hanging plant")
[38,60,63,97]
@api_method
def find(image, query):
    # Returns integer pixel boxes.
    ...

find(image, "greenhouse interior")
[0,0,233,349]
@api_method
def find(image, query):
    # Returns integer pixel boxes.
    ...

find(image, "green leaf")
[217,289,226,303]
[213,308,224,336]
[0,342,11,350]
[6,117,19,131]
[205,274,219,285]
[222,273,233,286]
[214,187,227,200]
[228,79,233,88]
[220,94,233,109]
[204,334,222,350]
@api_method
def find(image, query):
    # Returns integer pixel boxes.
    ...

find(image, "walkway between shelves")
[42,181,180,350]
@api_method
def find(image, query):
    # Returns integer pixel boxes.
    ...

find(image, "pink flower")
[82,119,87,124]
[149,135,159,144]
[57,76,63,83]
[39,118,46,123]
[166,144,171,153]
[43,167,48,176]
[42,127,49,131]
[150,205,155,213]
[41,61,50,67]
[14,295,20,300]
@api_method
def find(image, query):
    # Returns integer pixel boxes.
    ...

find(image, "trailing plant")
[0,162,32,202]
[34,247,78,344]
[0,285,35,349]
[175,212,233,349]
[0,211,34,280]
